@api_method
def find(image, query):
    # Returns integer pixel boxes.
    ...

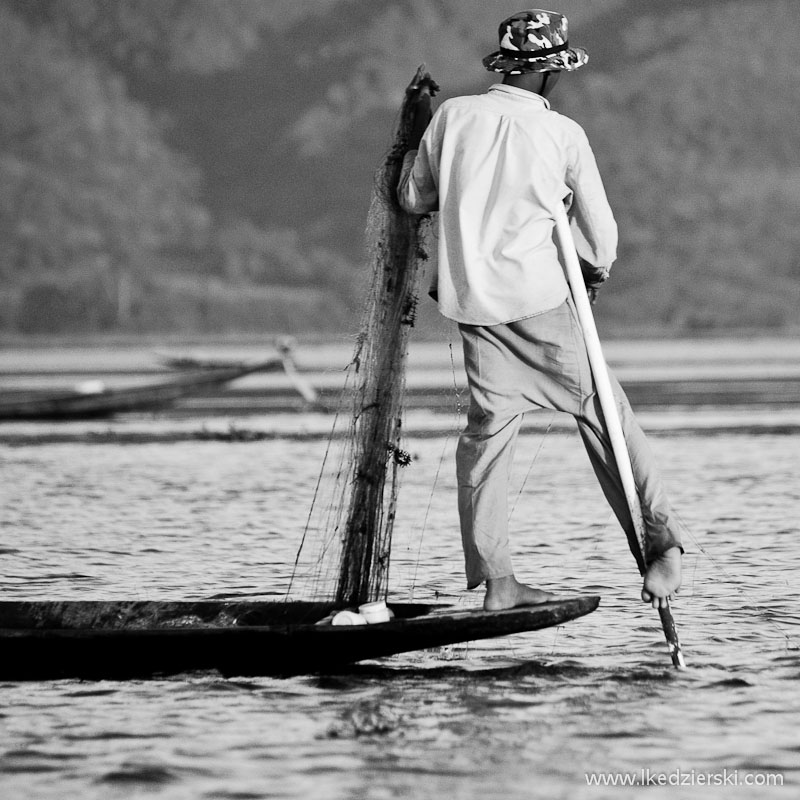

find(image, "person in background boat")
[397,9,685,611]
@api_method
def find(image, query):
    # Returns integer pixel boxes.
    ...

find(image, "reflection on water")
[1,428,799,799]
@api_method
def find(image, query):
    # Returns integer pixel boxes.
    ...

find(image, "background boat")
[0,356,291,421]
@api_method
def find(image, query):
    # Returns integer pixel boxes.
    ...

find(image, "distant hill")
[560,0,800,333]
[128,0,798,336]
[4,0,798,336]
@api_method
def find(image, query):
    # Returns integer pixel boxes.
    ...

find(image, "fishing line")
[448,340,465,417]
[407,434,452,601]
[508,414,556,522]
[676,510,798,649]
[285,355,358,599]
[284,410,338,598]
[548,625,561,655]
[406,340,464,600]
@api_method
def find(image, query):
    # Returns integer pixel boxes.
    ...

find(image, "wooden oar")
[554,205,686,669]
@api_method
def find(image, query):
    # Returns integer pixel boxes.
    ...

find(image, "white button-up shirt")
[397,83,618,325]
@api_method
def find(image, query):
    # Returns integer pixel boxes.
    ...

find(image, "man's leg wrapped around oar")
[456,298,685,614]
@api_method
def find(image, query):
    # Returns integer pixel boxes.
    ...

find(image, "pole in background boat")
[553,205,686,670]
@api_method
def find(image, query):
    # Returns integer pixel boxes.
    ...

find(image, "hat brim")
[482,46,588,74]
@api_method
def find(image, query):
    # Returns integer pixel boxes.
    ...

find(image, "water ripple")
[1,431,798,799]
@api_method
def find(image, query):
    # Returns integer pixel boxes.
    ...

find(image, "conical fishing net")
[288,70,434,607]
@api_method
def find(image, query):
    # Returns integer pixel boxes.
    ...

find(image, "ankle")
[485,575,516,594]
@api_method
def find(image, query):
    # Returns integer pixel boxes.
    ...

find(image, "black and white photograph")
[1,1,797,798]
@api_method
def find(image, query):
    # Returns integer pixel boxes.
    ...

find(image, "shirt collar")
[488,83,551,110]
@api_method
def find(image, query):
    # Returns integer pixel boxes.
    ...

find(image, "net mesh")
[288,70,434,607]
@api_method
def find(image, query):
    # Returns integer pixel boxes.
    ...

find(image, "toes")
[642,588,679,608]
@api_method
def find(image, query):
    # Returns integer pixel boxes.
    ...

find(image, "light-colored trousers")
[456,297,686,589]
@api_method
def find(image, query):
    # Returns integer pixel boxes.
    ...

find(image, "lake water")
[1,422,798,799]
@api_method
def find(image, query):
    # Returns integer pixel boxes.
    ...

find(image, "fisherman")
[397,9,685,611]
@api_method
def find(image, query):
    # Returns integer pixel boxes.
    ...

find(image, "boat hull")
[0,597,599,680]
[0,359,284,421]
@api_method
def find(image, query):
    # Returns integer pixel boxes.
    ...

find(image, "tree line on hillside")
[0,0,354,334]
[558,0,800,332]
[2,0,798,336]
[274,0,800,333]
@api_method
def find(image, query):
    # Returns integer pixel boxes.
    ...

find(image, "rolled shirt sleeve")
[397,141,439,214]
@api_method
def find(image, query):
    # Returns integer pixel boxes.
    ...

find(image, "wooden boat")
[155,338,296,372]
[155,341,321,407]
[156,355,257,370]
[0,597,599,680]
[0,357,286,421]
[1,73,600,681]
[155,352,278,371]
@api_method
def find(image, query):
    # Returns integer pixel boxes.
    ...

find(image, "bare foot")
[484,575,556,611]
[641,547,682,609]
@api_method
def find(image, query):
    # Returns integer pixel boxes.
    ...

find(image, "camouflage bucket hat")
[483,9,588,74]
